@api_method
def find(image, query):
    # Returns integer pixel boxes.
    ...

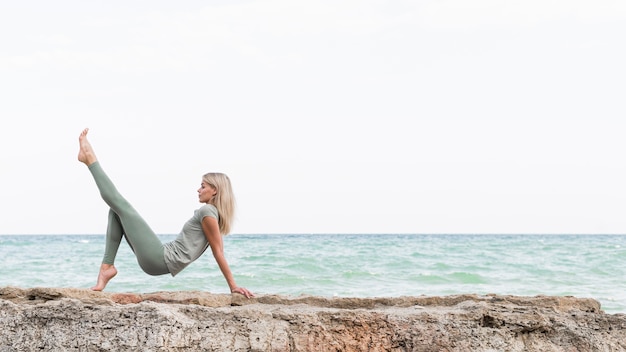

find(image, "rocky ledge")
[1,286,625,351]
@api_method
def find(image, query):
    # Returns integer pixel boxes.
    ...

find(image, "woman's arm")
[201,216,254,298]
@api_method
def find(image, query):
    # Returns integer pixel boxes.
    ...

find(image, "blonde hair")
[202,172,236,235]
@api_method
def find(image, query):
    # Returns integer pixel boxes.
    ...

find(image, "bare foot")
[91,264,118,291]
[78,128,98,166]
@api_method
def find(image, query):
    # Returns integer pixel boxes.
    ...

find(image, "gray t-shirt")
[163,204,218,276]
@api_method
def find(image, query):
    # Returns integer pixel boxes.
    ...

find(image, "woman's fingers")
[233,287,254,298]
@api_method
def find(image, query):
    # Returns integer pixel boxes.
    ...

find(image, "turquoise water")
[1,234,625,313]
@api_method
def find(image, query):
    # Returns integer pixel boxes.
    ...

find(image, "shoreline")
[2,286,625,351]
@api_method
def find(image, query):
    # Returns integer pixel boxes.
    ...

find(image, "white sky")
[1,0,625,235]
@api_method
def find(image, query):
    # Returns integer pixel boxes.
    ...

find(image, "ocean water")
[1,234,625,314]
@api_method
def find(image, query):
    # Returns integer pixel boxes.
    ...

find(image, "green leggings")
[89,162,169,275]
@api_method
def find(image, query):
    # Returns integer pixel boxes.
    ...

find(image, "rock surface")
[1,286,625,351]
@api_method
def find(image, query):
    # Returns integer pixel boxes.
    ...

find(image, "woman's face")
[198,181,217,203]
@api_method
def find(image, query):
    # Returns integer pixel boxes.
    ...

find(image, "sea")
[1,234,625,314]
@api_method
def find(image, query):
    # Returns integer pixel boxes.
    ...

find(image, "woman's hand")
[231,286,254,299]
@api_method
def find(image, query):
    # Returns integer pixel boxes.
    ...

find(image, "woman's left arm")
[202,216,254,298]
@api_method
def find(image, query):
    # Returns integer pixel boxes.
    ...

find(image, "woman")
[78,128,253,298]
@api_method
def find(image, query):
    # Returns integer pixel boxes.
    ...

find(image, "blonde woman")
[78,128,253,298]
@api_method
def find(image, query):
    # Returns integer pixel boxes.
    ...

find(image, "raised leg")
[79,129,169,286]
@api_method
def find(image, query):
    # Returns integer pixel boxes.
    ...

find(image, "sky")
[1,0,626,235]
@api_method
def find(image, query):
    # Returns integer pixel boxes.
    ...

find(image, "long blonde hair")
[202,172,236,235]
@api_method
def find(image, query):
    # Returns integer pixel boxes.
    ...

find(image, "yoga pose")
[78,128,253,298]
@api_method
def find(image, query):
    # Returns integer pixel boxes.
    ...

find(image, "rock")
[1,286,625,351]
